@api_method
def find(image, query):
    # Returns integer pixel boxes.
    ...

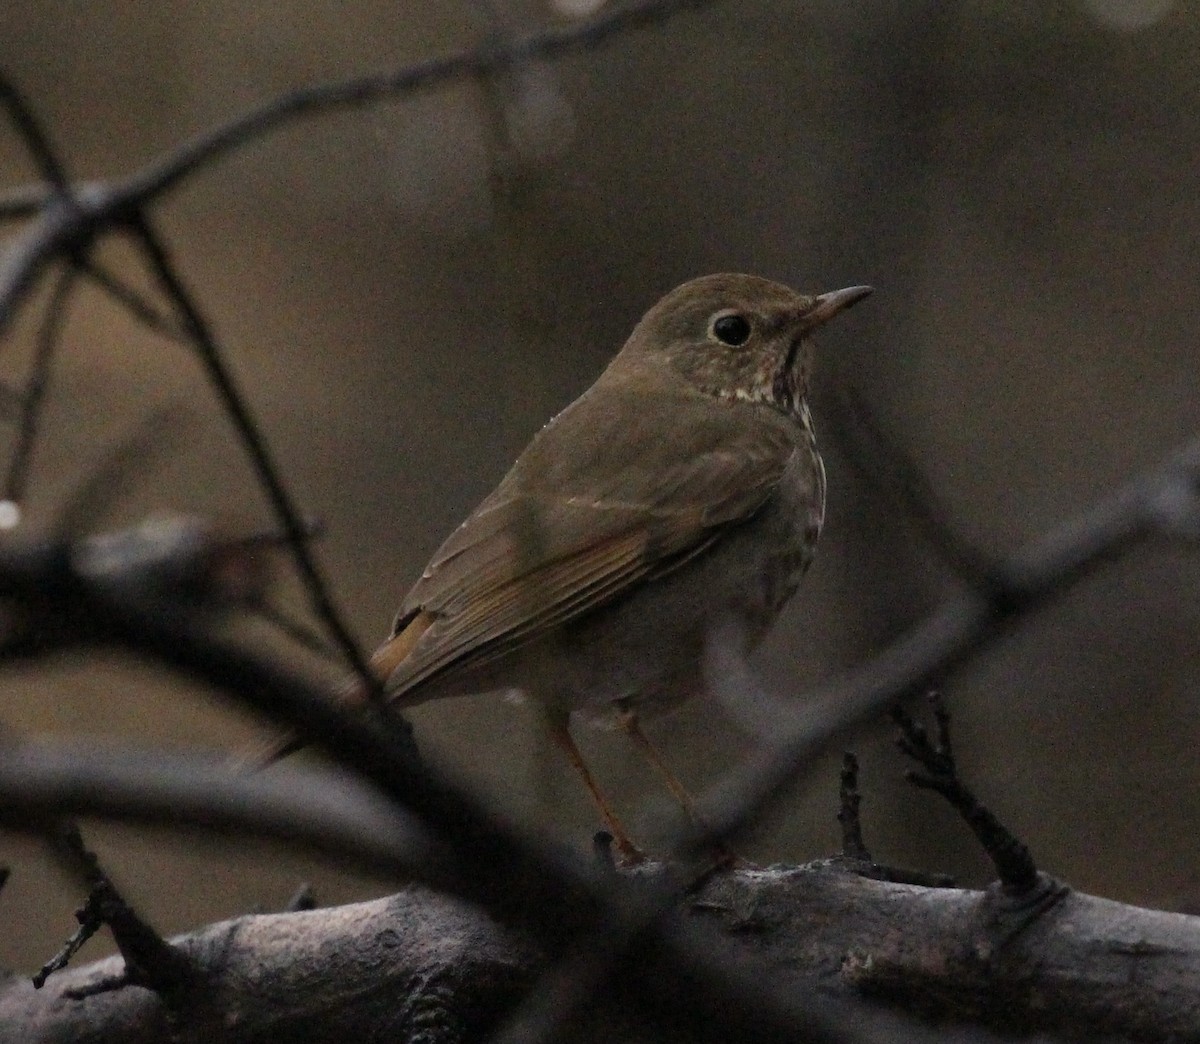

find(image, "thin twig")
[40,821,194,993]
[893,694,1038,894]
[0,0,718,220]
[33,890,107,988]
[0,74,69,190]
[830,383,999,590]
[78,255,188,343]
[126,213,390,712]
[4,261,76,505]
[243,597,344,662]
[838,752,870,861]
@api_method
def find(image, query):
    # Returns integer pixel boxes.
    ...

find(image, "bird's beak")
[803,285,873,329]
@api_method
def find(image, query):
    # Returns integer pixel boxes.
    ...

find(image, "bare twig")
[893,694,1038,894]
[126,213,390,711]
[77,255,188,343]
[0,74,69,190]
[4,261,75,506]
[242,596,344,661]
[693,434,1200,859]
[838,752,870,861]
[32,892,106,988]
[0,0,718,224]
[830,383,999,590]
[40,822,194,994]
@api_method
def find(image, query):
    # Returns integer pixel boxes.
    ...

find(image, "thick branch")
[3,866,1198,1043]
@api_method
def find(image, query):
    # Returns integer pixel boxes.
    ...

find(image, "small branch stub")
[893,693,1040,896]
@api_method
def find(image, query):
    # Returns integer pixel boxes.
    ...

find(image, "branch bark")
[3,865,1197,1043]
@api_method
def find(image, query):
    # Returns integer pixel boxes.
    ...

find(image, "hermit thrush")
[366,273,871,859]
[261,274,871,861]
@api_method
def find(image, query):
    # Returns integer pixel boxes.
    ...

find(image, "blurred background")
[2,0,1199,973]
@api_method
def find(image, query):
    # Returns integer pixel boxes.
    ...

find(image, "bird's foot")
[710,844,757,871]
[593,829,648,869]
[614,838,648,867]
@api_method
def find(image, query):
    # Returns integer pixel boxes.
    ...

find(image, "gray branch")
[2,866,1197,1043]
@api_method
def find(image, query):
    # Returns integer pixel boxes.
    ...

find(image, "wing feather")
[381,385,799,699]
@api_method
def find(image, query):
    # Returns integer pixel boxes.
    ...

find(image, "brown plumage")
[267,273,871,861]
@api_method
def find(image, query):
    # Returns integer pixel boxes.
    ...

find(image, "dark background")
[2,0,1198,972]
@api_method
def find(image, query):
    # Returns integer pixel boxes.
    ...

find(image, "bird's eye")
[710,312,752,347]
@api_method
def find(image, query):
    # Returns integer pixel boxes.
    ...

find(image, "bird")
[266,273,871,862]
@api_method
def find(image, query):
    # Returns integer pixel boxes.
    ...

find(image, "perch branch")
[4,866,1199,1042]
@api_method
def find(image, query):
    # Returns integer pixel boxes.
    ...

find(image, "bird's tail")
[227,609,434,773]
[227,674,370,772]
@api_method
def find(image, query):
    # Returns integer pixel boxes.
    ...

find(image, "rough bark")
[3,863,1199,1043]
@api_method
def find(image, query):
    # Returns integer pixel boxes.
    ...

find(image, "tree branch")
[0,736,448,884]
[696,433,1200,857]
[3,865,1197,1043]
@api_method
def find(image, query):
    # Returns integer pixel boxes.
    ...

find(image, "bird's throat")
[770,340,809,421]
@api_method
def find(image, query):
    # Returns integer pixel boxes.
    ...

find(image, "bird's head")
[616,273,872,419]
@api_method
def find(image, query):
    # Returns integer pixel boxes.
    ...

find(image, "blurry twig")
[78,254,189,343]
[0,74,69,190]
[37,821,194,993]
[3,262,75,507]
[0,0,719,228]
[126,211,389,711]
[0,735,449,885]
[830,383,998,590]
[695,433,1200,859]
[243,597,344,661]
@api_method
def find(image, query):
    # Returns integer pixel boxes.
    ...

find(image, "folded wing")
[379,385,798,700]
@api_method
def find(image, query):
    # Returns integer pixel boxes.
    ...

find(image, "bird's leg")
[615,708,740,867]
[615,709,701,819]
[543,710,646,865]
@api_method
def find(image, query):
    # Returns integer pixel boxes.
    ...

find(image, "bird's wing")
[378,386,799,699]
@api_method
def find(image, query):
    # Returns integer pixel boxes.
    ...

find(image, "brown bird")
[271,273,870,862]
